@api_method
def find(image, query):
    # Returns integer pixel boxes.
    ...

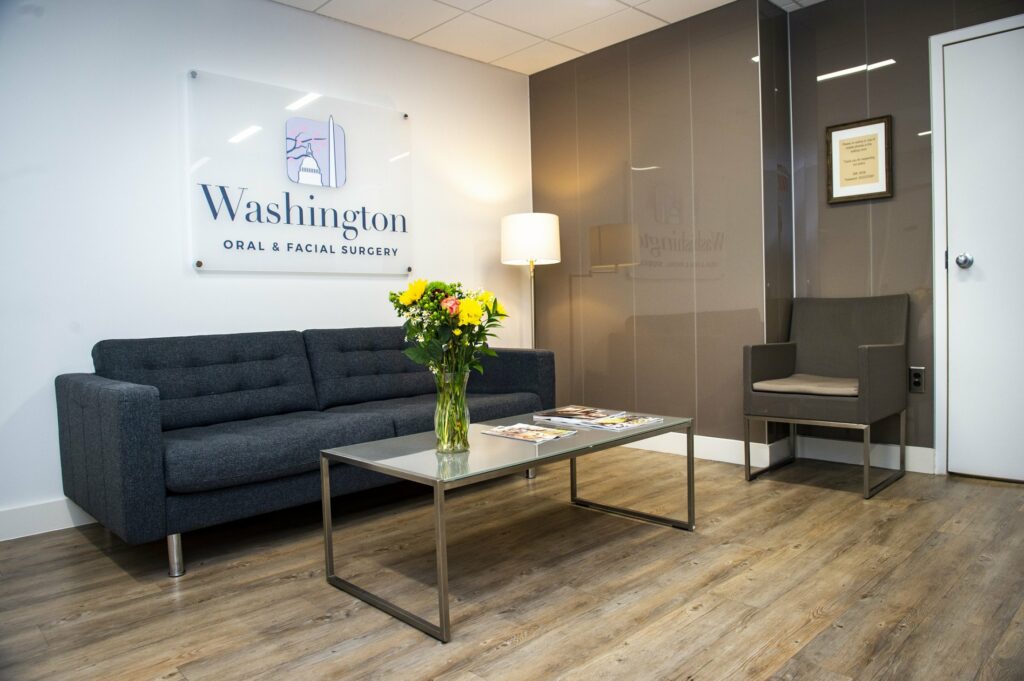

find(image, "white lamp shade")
[501,213,560,266]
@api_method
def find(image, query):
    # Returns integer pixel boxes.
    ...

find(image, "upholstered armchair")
[743,295,909,498]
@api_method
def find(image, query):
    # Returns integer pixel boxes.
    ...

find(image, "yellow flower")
[398,279,427,306]
[476,290,496,306]
[453,328,462,336]
[497,301,507,316]
[458,297,483,326]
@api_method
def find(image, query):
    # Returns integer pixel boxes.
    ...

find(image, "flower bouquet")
[389,280,507,453]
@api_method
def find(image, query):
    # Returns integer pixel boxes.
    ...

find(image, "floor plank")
[1,451,1022,681]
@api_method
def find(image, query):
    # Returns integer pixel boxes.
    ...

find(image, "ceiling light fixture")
[630,165,660,171]
[918,130,932,136]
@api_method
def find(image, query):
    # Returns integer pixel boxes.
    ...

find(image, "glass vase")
[434,370,470,453]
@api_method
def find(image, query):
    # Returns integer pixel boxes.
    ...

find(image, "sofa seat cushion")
[327,392,543,436]
[753,373,859,397]
[163,411,394,493]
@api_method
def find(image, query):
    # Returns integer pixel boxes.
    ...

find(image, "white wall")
[0,0,534,539]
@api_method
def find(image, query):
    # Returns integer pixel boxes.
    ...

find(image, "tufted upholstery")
[303,327,434,410]
[92,331,318,431]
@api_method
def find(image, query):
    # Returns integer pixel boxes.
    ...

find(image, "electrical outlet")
[909,366,926,394]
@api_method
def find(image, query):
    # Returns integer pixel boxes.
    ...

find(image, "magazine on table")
[482,423,577,444]
[534,405,662,431]
[533,405,626,426]
[586,414,664,431]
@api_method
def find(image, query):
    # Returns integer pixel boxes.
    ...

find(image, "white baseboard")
[625,432,937,475]
[796,435,937,475]
[0,498,96,542]
[624,432,789,468]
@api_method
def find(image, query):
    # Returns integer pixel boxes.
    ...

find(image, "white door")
[942,20,1024,480]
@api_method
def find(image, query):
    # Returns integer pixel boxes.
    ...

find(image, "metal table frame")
[320,418,694,643]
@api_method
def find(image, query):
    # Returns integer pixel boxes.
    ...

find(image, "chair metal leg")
[167,533,185,577]
[743,417,752,481]
[744,416,797,482]
[862,424,872,499]
[862,412,906,499]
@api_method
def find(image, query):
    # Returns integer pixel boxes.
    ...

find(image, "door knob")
[955,252,974,269]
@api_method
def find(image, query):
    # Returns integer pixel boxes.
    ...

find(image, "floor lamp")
[500,212,561,347]
[501,212,561,479]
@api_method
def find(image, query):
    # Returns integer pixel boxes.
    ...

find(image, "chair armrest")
[857,344,908,423]
[744,343,797,385]
[467,348,556,409]
[55,373,166,544]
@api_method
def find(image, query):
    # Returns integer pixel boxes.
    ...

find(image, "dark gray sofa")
[55,326,554,575]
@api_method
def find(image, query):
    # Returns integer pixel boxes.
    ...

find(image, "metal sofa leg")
[167,533,185,577]
[525,468,537,479]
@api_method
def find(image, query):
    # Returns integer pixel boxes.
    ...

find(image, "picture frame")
[825,115,893,204]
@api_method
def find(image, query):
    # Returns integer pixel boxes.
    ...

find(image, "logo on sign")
[285,116,346,188]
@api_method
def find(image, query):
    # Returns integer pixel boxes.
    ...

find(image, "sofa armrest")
[55,373,166,545]
[744,343,797,385]
[857,343,908,423]
[468,348,556,409]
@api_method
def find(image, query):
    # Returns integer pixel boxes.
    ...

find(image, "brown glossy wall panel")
[628,22,697,422]
[789,0,1024,447]
[575,44,636,411]
[690,1,764,440]
[760,0,794,345]
[532,0,783,445]
[531,64,580,407]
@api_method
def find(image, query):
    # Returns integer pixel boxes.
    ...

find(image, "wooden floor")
[2,451,1023,681]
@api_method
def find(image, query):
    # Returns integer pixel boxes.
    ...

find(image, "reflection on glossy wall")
[531,0,786,442]
[790,0,1024,448]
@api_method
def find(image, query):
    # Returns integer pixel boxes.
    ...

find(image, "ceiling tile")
[415,12,541,63]
[473,0,624,40]
[552,8,666,53]
[317,0,461,40]
[436,0,489,9]
[635,0,733,24]
[492,41,584,74]
[272,0,330,11]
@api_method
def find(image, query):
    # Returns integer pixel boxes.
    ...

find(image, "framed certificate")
[826,115,893,204]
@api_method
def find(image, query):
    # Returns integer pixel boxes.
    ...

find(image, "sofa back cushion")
[303,327,433,410]
[92,331,318,431]
[790,295,909,378]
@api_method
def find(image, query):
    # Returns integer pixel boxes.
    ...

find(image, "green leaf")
[404,346,431,365]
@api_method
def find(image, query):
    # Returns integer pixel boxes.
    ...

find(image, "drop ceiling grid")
[272,0,828,75]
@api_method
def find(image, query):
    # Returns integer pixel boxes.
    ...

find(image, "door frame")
[929,14,1024,476]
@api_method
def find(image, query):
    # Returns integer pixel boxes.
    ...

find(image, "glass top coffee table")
[320,412,694,642]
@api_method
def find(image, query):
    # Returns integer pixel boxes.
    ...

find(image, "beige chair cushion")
[752,373,859,397]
